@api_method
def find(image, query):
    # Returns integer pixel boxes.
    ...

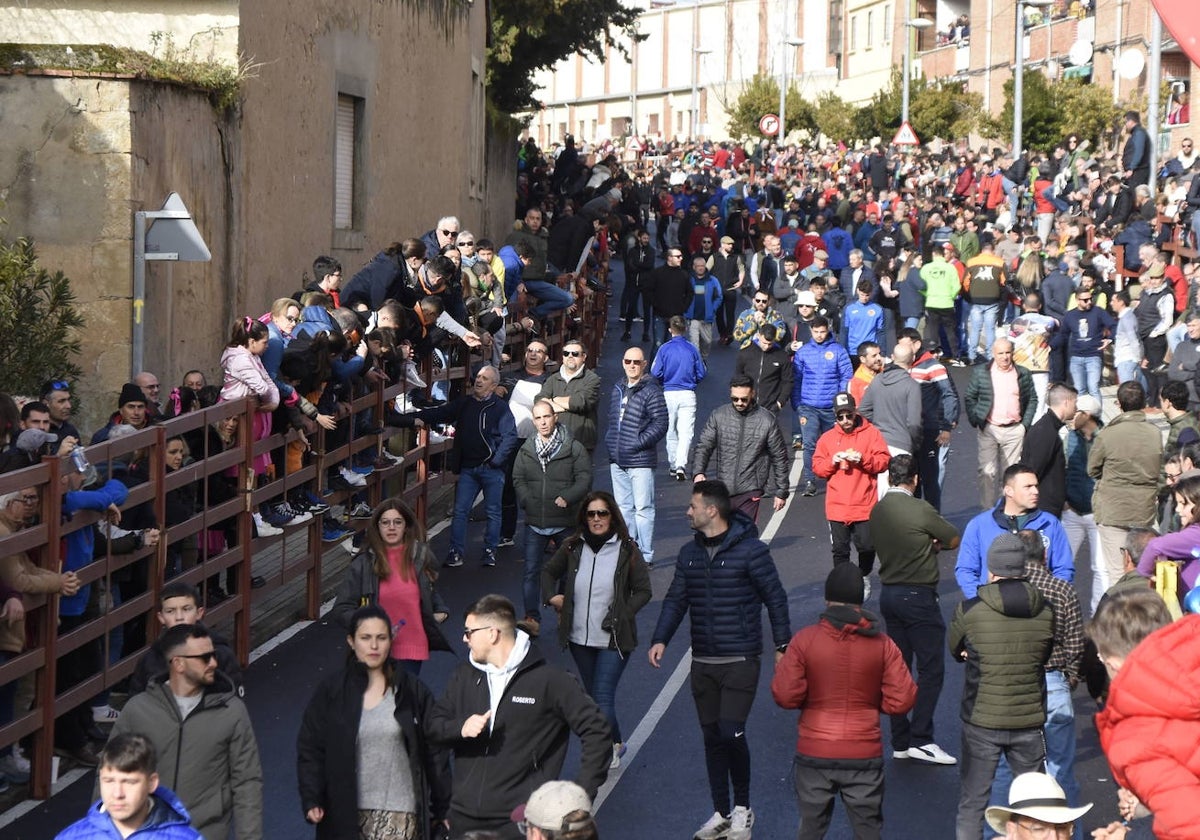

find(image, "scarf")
[535,424,566,470]
[582,529,615,553]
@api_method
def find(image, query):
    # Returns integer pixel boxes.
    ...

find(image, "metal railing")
[0,266,610,798]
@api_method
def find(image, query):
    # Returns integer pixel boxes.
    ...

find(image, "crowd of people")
[1,109,1199,839]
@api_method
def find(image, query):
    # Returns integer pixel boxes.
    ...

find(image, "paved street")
[6,262,1128,839]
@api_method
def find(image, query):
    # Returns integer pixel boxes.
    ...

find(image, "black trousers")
[924,307,959,358]
[915,430,944,512]
[716,289,739,339]
[1143,334,1167,407]
[691,657,761,815]
[793,755,885,840]
[879,584,946,751]
[828,520,875,576]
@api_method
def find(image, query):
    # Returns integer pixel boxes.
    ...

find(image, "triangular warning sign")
[892,121,920,146]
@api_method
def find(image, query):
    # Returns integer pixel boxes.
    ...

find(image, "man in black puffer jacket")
[649,480,791,840]
[692,375,790,522]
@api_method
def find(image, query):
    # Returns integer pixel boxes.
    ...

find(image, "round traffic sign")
[759,113,780,136]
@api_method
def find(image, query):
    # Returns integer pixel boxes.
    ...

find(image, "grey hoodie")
[858,365,923,452]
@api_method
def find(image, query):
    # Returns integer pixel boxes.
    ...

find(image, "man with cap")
[772,564,917,840]
[513,780,598,840]
[711,234,746,346]
[812,393,891,590]
[984,773,1092,840]
[949,533,1053,840]
[91,383,151,444]
[790,289,821,348]
[869,454,961,767]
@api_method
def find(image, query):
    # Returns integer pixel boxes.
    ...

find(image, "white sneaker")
[694,811,731,840]
[338,466,367,487]
[727,806,754,840]
[0,750,30,784]
[862,576,872,601]
[610,742,627,770]
[892,749,910,759]
[253,513,283,537]
[92,704,120,724]
[907,743,957,765]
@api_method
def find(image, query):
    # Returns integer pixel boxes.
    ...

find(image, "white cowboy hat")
[985,773,1093,833]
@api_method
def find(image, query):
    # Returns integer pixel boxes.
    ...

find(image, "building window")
[829,0,843,54]
[867,11,874,49]
[850,16,857,52]
[884,6,892,42]
[648,113,659,135]
[334,94,362,231]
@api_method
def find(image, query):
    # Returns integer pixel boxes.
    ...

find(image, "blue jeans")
[967,303,999,362]
[903,315,922,330]
[991,671,1081,840]
[1069,355,1102,402]
[570,643,630,742]
[451,464,504,556]
[523,279,573,318]
[523,527,568,621]
[798,405,835,483]
[611,464,656,564]
[1116,360,1147,389]
[1042,184,1070,213]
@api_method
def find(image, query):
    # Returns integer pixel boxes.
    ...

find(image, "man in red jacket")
[812,392,892,594]
[772,564,917,839]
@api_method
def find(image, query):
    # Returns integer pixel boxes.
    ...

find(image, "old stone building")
[0,0,512,432]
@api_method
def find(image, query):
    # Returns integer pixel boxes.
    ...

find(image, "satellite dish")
[1118,48,1145,80]
[1067,40,1092,66]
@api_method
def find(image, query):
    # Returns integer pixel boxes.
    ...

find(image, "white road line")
[0,768,89,828]
[595,453,803,814]
[592,648,692,811]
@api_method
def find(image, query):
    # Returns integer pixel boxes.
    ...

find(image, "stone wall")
[0,74,136,429]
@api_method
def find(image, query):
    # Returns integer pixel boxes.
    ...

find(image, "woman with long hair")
[332,499,450,672]
[541,490,651,769]
[1138,473,1200,598]
[297,605,451,840]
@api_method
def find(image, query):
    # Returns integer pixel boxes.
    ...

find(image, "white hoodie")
[469,629,532,732]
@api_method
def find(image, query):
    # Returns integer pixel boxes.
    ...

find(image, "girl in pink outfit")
[220,317,280,477]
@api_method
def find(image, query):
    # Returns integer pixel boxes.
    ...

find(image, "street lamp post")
[1013,0,1053,158]
[692,46,712,139]
[901,16,933,127]
[778,37,804,145]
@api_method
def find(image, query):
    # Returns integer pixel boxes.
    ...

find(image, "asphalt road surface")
[7,261,1130,839]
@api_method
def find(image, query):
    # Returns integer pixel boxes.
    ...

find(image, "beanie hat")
[987,533,1028,578]
[825,563,865,605]
[118,383,147,408]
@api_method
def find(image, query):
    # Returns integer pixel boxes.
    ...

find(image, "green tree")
[489,0,643,113]
[723,74,815,140]
[983,71,1060,151]
[1056,79,1123,149]
[813,92,858,145]
[0,231,85,397]
[909,80,982,143]
[853,68,904,142]
[979,73,1125,152]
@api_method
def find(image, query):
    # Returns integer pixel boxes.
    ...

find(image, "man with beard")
[692,376,790,522]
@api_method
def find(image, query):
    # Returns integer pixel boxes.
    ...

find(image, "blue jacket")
[854,221,880,262]
[262,320,294,401]
[791,337,853,410]
[498,245,525,301]
[954,503,1074,599]
[401,393,519,473]
[605,376,668,469]
[684,275,724,323]
[62,479,130,616]
[651,513,791,657]
[840,300,884,354]
[651,336,707,392]
[56,787,201,840]
[822,226,853,271]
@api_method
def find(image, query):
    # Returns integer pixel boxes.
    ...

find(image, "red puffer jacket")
[1096,615,1200,840]
[772,606,916,760]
